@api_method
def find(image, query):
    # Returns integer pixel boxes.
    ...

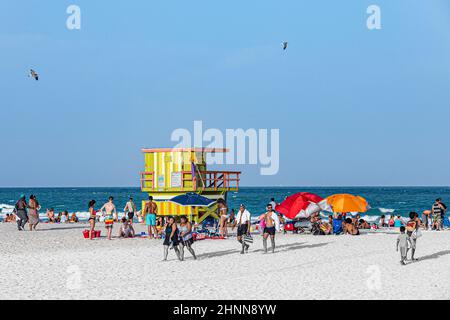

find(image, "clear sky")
[1,0,450,187]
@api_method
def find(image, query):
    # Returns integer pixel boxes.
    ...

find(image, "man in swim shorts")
[124,196,136,224]
[99,196,117,240]
[232,204,251,254]
[262,204,280,253]
[144,196,158,239]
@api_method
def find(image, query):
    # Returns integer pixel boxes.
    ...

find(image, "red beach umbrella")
[276,192,324,220]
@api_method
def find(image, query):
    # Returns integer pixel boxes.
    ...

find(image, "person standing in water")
[178,216,197,261]
[27,195,40,231]
[88,200,97,240]
[15,195,28,231]
[124,196,137,224]
[232,204,251,254]
[163,216,182,261]
[143,196,158,239]
[262,204,280,254]
[99,196,117,240]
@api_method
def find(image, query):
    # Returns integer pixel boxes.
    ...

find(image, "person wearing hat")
[124,196,137,224]
[14,194,28,231]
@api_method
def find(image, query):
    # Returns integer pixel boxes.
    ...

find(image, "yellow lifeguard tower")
[140,148,241,223]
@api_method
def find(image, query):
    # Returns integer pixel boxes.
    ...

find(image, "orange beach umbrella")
[320,194,369,213]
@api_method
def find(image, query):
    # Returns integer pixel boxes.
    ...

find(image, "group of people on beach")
[5,193,449,264]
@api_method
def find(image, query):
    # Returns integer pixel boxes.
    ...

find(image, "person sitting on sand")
[70,212,79,223]
[3,214,11,223]
[379,215,387,228]
[394,216,403,228]
[388,215,395,228]
[46,208,56,223]
[343,218,359,235]
[60,211,69,223]
[358,219,370,229]
[119,217,135,238]
[156,216,165,237]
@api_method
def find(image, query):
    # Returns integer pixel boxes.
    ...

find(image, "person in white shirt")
[262,204,280,253]
[124,196,137,224]
[232,204,251,254]
[269,198,277,212]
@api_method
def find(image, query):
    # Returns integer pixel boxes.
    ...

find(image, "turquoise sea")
[1,187,449,222]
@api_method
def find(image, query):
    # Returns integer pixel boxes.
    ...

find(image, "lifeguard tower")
[140,148,241,223]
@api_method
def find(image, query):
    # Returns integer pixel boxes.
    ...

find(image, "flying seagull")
[282,41,288,50]
[29,69,39,81]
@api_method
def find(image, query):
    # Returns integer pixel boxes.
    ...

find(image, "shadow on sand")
[37,225,87,231]
[417,250,450,262]
[197,241,330,260]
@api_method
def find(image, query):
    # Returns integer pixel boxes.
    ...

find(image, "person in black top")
[15,194,28,231]
[163,216,182,261]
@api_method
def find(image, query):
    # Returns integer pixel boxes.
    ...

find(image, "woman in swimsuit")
[217,199,228,238]
[178,216,197,261]
[88,200,97,240]
[163,216,182,261]
[28,195,40,231]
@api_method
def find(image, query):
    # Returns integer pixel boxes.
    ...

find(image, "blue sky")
[1,0,450,187]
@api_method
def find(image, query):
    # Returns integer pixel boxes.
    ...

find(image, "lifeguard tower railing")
[140,170,240,192]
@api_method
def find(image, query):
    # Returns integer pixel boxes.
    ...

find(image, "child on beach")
[119,217,135,238]
[396,226,411,265]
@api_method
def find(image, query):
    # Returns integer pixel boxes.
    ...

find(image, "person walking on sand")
[431,198,445,231]
[163,216,182,261]
[88,200,97,240]
[99,196,117,240]
[178,216,197,261]
[232,204,251,254]
[396,226,411,265]
[15,195,28,231]
[124,196,137,224]
[143,196,158,239]
[262,204,280,254]
[406,212,421,261]
[28,195,40,231]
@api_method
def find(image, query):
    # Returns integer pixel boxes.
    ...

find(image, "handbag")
[413,229,422,239]
[243,234,253,244]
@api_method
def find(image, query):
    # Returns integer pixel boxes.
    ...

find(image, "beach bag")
[243,234,253,245]
[412,229,422,239]
[333,219,343,235]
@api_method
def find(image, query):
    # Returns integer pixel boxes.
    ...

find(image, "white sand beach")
[1,222,449,300]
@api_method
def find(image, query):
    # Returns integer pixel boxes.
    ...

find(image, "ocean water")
[1,187,449,222]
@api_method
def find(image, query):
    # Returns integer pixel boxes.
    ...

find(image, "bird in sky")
[282,41,288,50]
[29,69,39,81]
